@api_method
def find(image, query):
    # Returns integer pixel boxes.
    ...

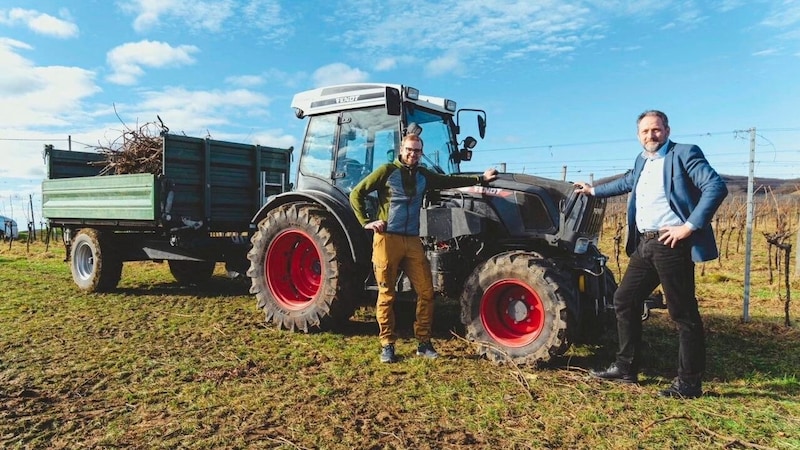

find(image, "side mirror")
[477,114,486,139]
[459,149,473,161]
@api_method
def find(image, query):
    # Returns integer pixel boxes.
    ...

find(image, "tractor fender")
[251,190,370,265]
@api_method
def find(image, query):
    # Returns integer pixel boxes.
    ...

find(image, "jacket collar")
[640,139,673,161]
[393,159,418,172]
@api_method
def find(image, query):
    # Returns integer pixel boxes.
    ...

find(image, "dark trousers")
[613,235,705,382]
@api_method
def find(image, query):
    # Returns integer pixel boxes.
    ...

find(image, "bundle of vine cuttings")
[91,119,167,175]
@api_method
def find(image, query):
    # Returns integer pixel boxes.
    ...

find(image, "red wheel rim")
[265,229,322,309]
[480,279,545,347]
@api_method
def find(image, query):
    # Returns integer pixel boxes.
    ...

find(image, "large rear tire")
[70,228,122,292]
[247,204,356,332]
[168,260,216,286]
[460,251,571,365]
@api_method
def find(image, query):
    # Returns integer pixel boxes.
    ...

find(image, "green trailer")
[43,133,292,291]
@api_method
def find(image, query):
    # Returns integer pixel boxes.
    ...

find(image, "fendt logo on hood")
[456,186,513,197]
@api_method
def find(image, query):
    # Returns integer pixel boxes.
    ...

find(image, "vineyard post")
[742,127,756,323]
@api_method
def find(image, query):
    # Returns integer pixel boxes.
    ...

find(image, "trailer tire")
[70,229,123,292]
[460,251,570,366]
[168,260,216,286]
[247,203,356,332]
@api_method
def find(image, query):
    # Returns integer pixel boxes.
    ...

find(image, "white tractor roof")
[290,83,455,118]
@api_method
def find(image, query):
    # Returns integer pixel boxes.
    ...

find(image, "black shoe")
[380,344,398,363]
[589,363,638,384]
[658,377,702,399]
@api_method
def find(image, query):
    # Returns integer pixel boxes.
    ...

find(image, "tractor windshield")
[405,106,459,175]
[296,103,462,196]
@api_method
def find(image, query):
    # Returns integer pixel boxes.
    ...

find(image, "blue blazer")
[593,141,728,262]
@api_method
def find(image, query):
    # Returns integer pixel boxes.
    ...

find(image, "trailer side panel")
[42,173,157,221]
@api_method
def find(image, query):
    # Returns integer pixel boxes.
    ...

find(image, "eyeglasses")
[404,147,423,154]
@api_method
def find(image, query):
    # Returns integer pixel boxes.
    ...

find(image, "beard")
[642,140,664,153]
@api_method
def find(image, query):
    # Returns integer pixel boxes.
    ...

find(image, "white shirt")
[634,142,685,232]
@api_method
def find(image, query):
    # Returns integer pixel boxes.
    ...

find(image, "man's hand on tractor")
[365,220,387,233]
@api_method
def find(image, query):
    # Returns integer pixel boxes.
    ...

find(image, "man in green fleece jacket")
[350,133,498,363]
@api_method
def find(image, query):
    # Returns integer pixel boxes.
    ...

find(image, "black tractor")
[247,83,616,365]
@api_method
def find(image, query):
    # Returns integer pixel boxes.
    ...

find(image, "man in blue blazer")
[574,110,728,399]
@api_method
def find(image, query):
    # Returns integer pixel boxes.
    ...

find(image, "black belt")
[640,230,662,240]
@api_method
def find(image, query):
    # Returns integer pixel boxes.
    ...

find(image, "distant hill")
[722,175,800,197]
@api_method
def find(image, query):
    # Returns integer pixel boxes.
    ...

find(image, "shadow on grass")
[552,309,800,391]
[114,276,251,298]
[114,278,799,391]
[633,310,799,383]
[334,293,465,339]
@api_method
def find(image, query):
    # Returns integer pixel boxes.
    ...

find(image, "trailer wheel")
[247,203,356,332]
[70,229,123,292]
[460,251,570,366]
[168,260,216,286]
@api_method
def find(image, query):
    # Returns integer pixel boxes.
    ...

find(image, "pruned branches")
[90,114,169,176]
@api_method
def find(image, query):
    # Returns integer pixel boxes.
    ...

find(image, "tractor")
[246,83,616,365]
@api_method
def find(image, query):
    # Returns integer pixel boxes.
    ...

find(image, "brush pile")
[91,117,169,175]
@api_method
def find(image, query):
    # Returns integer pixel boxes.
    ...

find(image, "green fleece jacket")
[350,160,482,236]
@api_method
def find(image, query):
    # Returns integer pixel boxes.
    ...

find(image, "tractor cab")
[290,84,485,196]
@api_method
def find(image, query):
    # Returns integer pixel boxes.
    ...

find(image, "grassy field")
[1,230,798,449]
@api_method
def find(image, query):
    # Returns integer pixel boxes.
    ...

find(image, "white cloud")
[661,7,707,30]
[375,56,418,72]
[753,48,780,57]
[242,0,294,42]
[335,0,746,76]
[118,0,293,40]
[588,0,672,16]
[426,53,463,77]
[312,63,369,87]
[0,38,99,128]
[337,0,601,76]
[0,7,79,38]
[106,40,199,85]
[715,0,746,13]
[226,75,265,87]
[121,86,271,135]
[0,38,101,215]
[120,0,237,32]
[761,2,800,28]
[249,129,296,149]
[375,58,397,71]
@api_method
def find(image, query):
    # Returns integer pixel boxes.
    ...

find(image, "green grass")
[0,236,798,449]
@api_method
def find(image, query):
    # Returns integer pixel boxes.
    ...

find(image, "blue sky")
[1,0,799,228]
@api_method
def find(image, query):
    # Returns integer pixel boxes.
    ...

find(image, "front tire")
[247,204,356,332]
[70,228,122,292]
[460,251,571,365]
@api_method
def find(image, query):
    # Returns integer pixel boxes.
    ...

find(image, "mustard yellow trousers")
[371,233,434,346]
